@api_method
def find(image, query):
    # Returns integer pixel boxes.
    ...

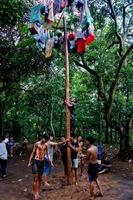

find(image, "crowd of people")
[0,135,28,178]
[0,133,112,200]
[27,133,112,200]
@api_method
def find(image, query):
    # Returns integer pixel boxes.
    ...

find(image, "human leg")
[95,178,103,196]
[32,160,44,199]
[44,159,51,186]
[0,159,2,176]
[72,158,78,184]
[1,159,7,177]
[89,180,95,198]
[33,174,40,199]
[38,174,42,195]
[74,168,78,184]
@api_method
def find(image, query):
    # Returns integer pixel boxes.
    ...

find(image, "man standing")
[28,133,49,200]
[86,136,103,199]
[68,137,79,185]
[0,136,8,178]
[44,135,65,186]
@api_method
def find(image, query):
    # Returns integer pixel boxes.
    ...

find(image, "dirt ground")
[0,155,133,200]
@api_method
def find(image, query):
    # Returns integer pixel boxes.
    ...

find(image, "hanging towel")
[45,38,54,58]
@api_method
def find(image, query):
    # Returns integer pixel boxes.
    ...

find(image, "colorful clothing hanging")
[28,0,95,57]
[37,29,47,49]
[28,23,42,35]
[47,0,54,23]
[76,0,84,10]
[85,33,95,45]
[34,0,47,6]
[45,38,54,58]
[29,4,44,24]
[76,38,86,54]
[68,33,76,53]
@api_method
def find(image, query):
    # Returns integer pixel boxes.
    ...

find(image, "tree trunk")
[119,131,130,159]
[50,103,55,137]
[59,106,63,137]
[105,121,109,143]
[129,118,133,147]
[0,96,4,136]
[98,94,101,143]
[110,127,113,143]
[114,130,118,144]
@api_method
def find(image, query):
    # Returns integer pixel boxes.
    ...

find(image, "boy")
[86,136,103,199]
[28,133,49,200]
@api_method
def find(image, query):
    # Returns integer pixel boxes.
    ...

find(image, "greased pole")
[63,14,72,185]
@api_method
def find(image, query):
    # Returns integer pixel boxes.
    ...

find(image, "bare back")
[34,141,48,160]
[87,145,98,164]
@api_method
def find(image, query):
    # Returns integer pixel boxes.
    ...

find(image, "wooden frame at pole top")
[63,14,72,185]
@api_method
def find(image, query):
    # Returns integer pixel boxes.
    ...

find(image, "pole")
[63,14,72,185]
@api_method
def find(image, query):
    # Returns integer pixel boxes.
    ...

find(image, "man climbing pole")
[65,97,77,136]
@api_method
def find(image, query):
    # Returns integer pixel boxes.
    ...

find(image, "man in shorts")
[68,137,79,185]
[86,136,103,199]
[28,133,49,200]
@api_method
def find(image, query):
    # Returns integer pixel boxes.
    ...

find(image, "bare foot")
[34,194,40,200]
[89,196,95,200]
[34,192,41,200]
[95,191,103,197]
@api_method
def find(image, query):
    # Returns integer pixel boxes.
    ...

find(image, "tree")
[74,0,133,158]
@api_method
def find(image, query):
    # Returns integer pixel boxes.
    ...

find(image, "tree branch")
[105,41,119,50]
[73,55,107,102]
[107,44,133,119]
[107,0,123,57]
[125,2,133,9]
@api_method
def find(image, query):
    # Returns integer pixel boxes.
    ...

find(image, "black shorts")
[32,159,44,175]
[88,163,98,182]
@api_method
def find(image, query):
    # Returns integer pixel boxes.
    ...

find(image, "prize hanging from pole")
[27,0,95,59]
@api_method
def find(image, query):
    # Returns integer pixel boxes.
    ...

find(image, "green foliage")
[0,0,133,151]
[0,0,24,26]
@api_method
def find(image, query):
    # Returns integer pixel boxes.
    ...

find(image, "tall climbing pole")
[63,14,72,185]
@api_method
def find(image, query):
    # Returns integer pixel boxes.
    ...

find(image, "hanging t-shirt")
[85,33,95,45]
[76,38,86,54]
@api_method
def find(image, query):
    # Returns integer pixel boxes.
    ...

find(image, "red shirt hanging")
[76,38,86,54]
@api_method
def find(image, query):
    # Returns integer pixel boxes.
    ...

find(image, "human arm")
[68,142,78,152]
[48,140,66,146]
[28,143,37,167]
[65,100,72,108]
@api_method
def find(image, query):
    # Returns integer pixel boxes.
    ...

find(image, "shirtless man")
[86,136,103,199]
[28,134,49,200]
